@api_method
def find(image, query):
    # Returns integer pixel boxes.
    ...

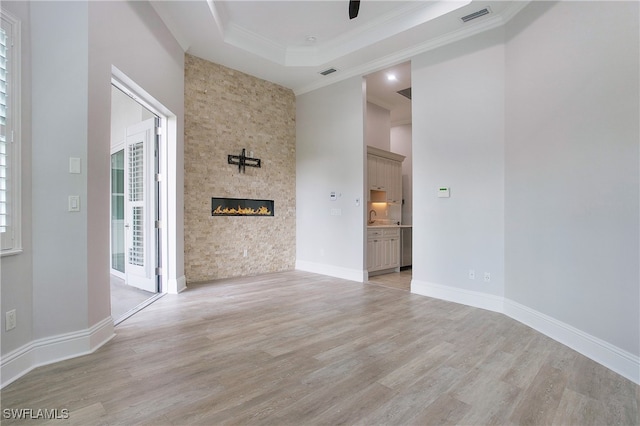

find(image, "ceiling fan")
[349,0,360,19]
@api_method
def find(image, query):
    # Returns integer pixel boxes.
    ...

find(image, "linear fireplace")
[212,197,274,217]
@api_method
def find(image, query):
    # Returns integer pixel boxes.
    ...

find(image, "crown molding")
[224,21,286,64]
[288,1,470,66]
[207,0,227,38]
[209,0,472,68]
[294,5,513,96]
[149,2,192,51]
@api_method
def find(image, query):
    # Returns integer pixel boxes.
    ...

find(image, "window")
[0,10,21,255]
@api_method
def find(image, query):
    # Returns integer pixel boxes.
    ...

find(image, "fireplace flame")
[213,205,272,216]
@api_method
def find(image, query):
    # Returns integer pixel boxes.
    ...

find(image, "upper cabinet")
[367,146,405,204]
[386,160,402,204]
[367,155,385,191]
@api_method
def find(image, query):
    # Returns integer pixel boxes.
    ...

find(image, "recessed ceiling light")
[387,74,397,81]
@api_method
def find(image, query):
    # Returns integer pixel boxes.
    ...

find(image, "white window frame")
[1,9,22,256]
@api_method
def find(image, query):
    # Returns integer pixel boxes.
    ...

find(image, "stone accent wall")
[184,54,296,283]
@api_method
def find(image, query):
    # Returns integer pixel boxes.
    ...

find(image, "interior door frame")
[111,69,175,294]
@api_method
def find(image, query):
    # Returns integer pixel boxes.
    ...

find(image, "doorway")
[110,85,163,323]
[364,61,413,291]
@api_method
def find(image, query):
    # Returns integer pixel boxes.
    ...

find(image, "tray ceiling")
[150,1,528,96]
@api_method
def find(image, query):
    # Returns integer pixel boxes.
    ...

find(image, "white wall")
[504,1,639,357]
[31,1,90,339]
[87,0,185,321]
[411,27,506,303]
[410,2,638,382]
[1,0,185,387]
[391,124,412,225]
[365,101,391,151]
[296,77,365,281]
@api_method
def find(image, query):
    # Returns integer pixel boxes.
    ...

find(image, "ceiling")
[150,1,528,124]
[365,61,412,126]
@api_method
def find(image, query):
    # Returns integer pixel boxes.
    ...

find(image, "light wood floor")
[110,275,157,324]
[2,270,638,425]
[367,268,412,292]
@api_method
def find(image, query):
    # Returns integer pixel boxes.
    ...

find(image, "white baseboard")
[504,299,640,385]
[411,279,639,385]
[411,279,504,313]
[1,317,115,389]
[295,260,365,283]
[168,275,187,294]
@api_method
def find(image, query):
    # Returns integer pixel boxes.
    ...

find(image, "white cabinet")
[367,238,382,271]
[368,155,385,191]
[386,160,402,204]
[368,155,390,192]
[385,236,400,268]
[367,147,404,204]
[367,228,400,272]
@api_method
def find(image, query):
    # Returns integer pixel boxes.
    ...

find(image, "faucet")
[368,209,376,224]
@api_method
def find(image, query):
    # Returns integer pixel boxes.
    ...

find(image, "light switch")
[68,196,80,212]
[69,157,81,174]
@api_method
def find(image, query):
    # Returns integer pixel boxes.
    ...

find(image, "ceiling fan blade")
[349,0,360,19]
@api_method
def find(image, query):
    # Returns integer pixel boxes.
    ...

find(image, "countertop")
[367,224,412,228]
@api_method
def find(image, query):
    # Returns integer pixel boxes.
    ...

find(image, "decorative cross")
[228,148,261,173]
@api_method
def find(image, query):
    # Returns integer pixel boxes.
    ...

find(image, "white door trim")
[111,67,181,294]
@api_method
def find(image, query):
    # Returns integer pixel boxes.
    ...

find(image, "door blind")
[0,26,9,240]
[128,141,144,202]
[129,206,144,266]
[128,140,145,266]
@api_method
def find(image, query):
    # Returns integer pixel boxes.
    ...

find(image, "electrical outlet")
[468,270,475,280]
[243,249,248,257]
[484,272,491,282]
[6,309,16,331]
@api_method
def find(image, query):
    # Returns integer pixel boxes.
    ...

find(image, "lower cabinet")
[367,228,400,272]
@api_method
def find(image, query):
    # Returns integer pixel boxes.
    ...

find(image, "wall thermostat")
[330,191,337,201]
[437,187,450,198]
